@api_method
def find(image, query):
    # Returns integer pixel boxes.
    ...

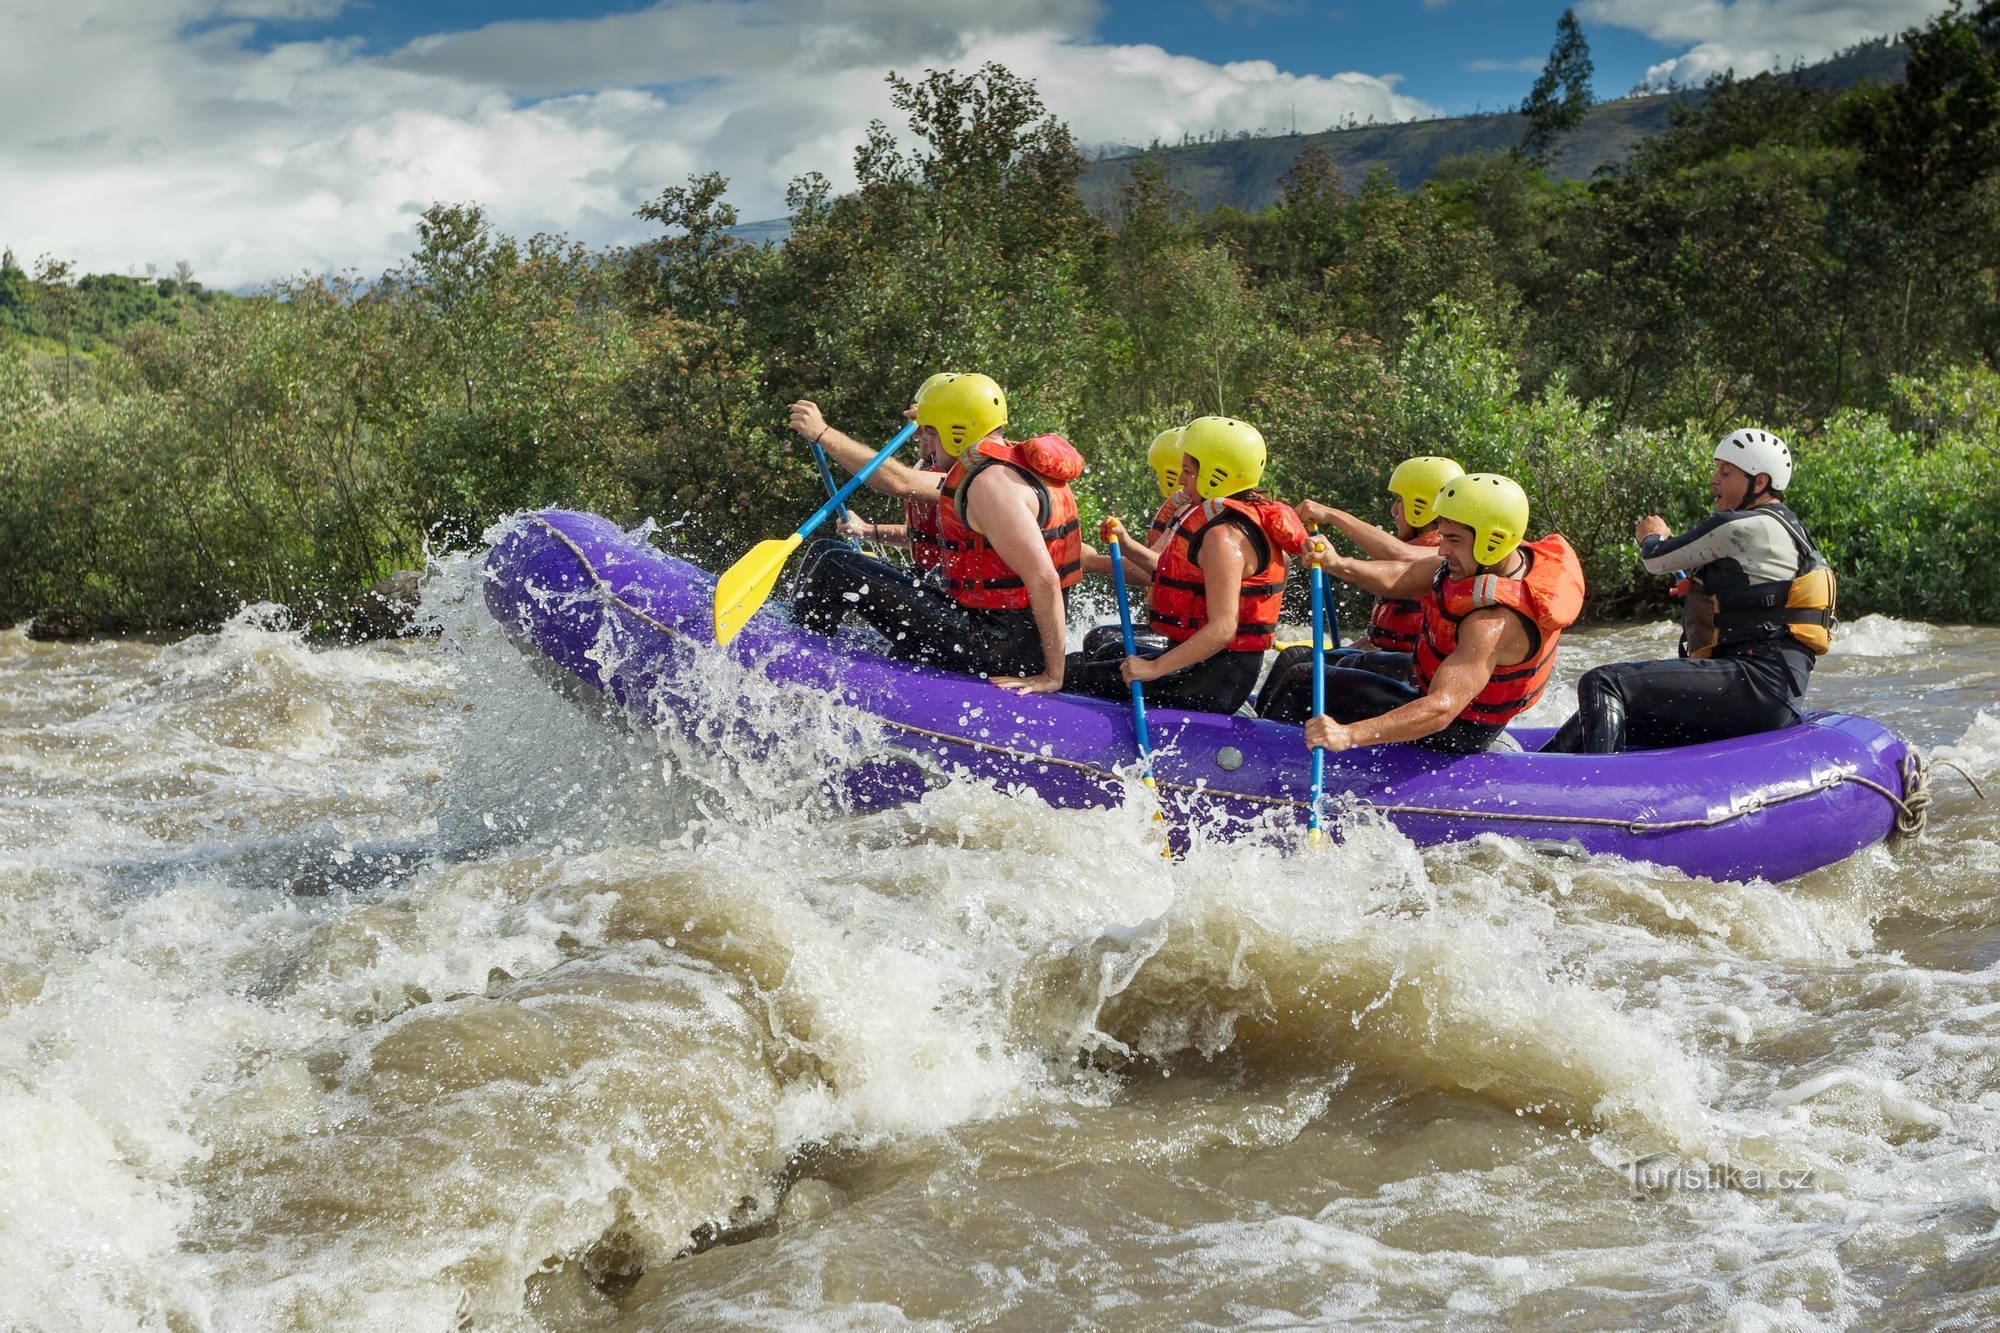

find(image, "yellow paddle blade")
[713,534,803,646]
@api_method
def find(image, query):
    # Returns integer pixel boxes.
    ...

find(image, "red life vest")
[1145,496,1192,547]
[905,461,948,574]
[1147,494,1308,653]
[1366,528,1441,652]
[1411,534,1586,728]
[936,435,1086,611]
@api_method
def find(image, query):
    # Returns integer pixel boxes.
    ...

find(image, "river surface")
[2,547,1997,1330]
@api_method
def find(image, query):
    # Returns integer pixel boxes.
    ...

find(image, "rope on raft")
[1363,761,1931,837]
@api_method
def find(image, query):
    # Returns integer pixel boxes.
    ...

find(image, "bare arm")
[1296,501,1436,561]
[964,469,1069,694]
[1127,524,1249,684]
[1097,518,1159,584]
[842,518,911,548]
[789,399,944,502]
[1304,608,1515,751]
[1306,538,1437,600]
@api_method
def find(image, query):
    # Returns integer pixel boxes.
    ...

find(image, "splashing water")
[1,543,1997,1329]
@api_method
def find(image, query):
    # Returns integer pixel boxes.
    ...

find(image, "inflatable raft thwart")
[484,510,1928,883]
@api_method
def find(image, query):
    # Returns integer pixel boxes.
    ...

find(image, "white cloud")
[0,0,1438,288]
[1581,0,1955,89]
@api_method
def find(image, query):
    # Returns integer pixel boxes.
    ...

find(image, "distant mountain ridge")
[726,38,1907,244]
[1074,38,1908,214]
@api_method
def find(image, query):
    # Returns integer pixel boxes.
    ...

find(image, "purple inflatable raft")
[484,510,1922,883]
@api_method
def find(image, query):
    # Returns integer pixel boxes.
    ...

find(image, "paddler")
[1260,453,1466,703]
[1064,416,1308,715]
[1542,428,1833,753]
[826,372,956,579]
[1073,425,1190,661]
[1262,473,1586,754]
[788,373,1084,694]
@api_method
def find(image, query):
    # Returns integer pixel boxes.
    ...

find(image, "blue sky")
[237,0,1688,116]
[1093,2,1685,117]
[0,1,1952,287]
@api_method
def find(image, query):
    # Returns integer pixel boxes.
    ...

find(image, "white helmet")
[1714,428,1792,492]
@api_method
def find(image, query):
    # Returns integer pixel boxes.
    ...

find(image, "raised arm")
[789,399,946,502]
[1297,500,1438,561]
[1304,536,1437,600]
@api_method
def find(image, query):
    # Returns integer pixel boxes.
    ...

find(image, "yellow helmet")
[1178,415,1265,499]
[1146,427,1186,499]
[1432,472,1530,566]
[1387,455,1464,528]
[915,372,1006,457]
[912,371,958,407]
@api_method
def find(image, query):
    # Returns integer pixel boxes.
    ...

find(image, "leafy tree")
[1839,0,2000,367]
[1520,8,1595,159]
[756,63,1099,452]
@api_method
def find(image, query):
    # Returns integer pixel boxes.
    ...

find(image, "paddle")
[1308,528,1333,846]
[1108,533,1157,794]
[713,421,918,646]
[807,437,858,547]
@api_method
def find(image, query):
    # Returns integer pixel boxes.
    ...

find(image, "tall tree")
[1520,8,1595,158]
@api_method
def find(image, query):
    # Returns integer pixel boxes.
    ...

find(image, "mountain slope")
[1075,38,1907,214]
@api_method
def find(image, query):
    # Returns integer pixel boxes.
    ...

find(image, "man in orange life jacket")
[787,373,1083,694]
[1261,453,1468,702]
[1542,428,1835,753]
[1066,417,1308,715]
[1073,424,1190,663]
[1261,474,1586,755]
[830,372,956,578]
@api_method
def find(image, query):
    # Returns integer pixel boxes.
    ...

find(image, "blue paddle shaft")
[1109,537,1154,763]
[795,422,918,542]
[808,440,848,515]
[808,440,856,546]
[1309,538,1328,835]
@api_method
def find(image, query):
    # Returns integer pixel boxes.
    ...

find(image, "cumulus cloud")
[0,0,1437,288]
[1581,0,1955,89]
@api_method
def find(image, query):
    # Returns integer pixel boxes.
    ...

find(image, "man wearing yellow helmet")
[1261,454,1468,702]
[1297,454,1466,656]
[1262,474,1586,754]
[787,373,1085,692]
[1543,428,1834,753]
[811,372,956,576]
[1066,416,1309,715]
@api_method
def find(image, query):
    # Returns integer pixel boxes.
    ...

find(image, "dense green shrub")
[4,13,1999,633]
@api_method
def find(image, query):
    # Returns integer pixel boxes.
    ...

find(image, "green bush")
[5,48,2000,635]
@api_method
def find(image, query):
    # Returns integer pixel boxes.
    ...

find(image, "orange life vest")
[1411,534,1586,728]
[936,435,1086,612]
[1147,494,1308,653]
[1367,527,1441,652]
[1146,496,1192,547]
[905,461,948,574]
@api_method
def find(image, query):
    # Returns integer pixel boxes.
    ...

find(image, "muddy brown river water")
[2,552,1996,1329]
